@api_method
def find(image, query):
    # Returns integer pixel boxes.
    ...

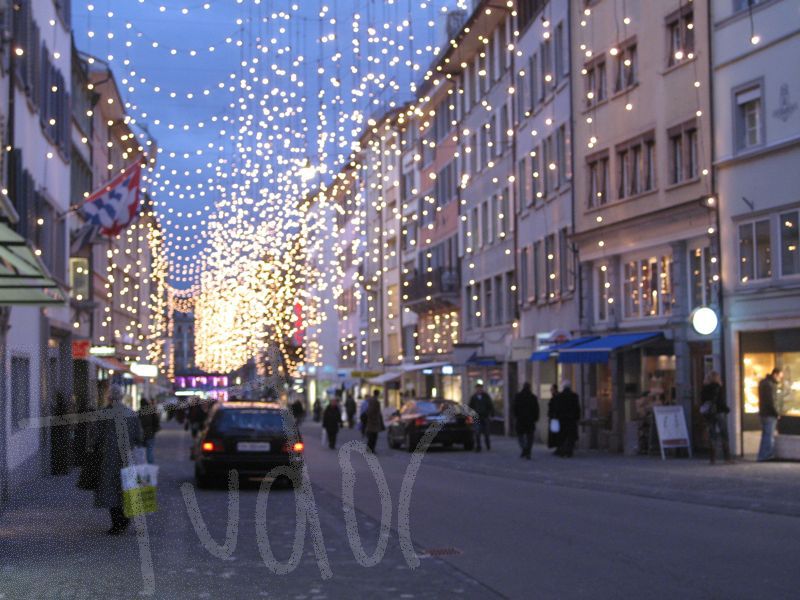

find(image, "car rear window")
[213,410,285,433]
[414,401,456,415]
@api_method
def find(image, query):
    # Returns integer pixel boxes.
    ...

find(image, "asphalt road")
[1,421,798,599]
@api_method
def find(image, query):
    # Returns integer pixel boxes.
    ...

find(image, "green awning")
[0,221,67,306]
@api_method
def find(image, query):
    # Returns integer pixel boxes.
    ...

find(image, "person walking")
[699,371,732,464]
[139,398,160,465]
[359,395,370,436]
[552,381,580,458]
[290,398,306,425]
[345,393,357,429]
[364,391,384,453]
[188,399,207,438]
[513,383,539,459]
[758,367,782,462]
[468,384,495,452]
[94,385,144,535]
[322,397,343,450]
[312,399,322,423]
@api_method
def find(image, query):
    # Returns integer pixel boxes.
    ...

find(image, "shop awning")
[367,371,402,385]
[558,332,663,364]
[0,221,67,306]
[530,336,599,361]
[89,355,130,372]
[466,353,499,367]
[400,361,450,372]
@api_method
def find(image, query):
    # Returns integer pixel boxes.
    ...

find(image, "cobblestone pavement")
[0,423,491,600]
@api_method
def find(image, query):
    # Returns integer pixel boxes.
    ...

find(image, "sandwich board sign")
[652,405,692,460]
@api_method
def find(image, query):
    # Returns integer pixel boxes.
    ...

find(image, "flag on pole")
[71,163,142,252]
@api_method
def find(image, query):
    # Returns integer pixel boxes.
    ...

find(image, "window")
[738,219,771,282]
[587,153,609,208]
[506,272,517,322]
[554,22,565,81]
[735,85,763,151]
[689,246,715,309]
[596,265,610,322]
[781,211,800,276]
[480,124,490,168]
[520,247,530,301]
[556,124,570,185]
[470,207,479,250]
[529,53,538,112]
[485,279,493,327]
[70,257,90,302]
[545,234,557,299]
[559,228,573,294]
[474,281,483,328]
[481,201,490,246]
[466,284,475,329]
[495,274,504,325]
[669,120,700,184]
[499,192,510,239]
[533,240,544,301]
[623,255,673,318]
[687,128,699,179]
[614,40,637,92]
[617,133,655,198]
[500,104,510,156]
[667,8,695,67]
[585,57,607,108]
[517,157,529,206]
[670,133,683,184]
[733,0,767,13]
[11,356,30,430]
[543,135,557,195]
[531,150,541,202]
[470,133,479,173]
[540,40,552,96]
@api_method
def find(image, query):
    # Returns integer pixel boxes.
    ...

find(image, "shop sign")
[90,345,116,357]
[690,307,719,336]
[652,405,692,460]
[72,339,91,359]
[131,363,159,378]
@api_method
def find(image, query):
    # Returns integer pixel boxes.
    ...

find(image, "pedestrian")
[323,397,343,450]
[699,371,732,464]
[345,393,357,429]
[188,399,207,438]
[290,397,306,425]
[552,381,580,458]
[757,367,782,462]
[547,384,561,452]
[312,399,322,422]
[365,390,384,453]
[513,383,539,460]
[139,398,160,465]
[93,384,144,535]
[468,383,495,452]
[359,395,370,436]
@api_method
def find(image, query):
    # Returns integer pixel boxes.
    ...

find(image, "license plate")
[237,442,271,452]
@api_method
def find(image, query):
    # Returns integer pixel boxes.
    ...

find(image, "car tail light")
[414,417,428,427]
[465,416,474,425]
[292,442,304,453]
[201,440,218,453]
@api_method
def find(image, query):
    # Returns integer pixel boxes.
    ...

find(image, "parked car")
[192,401,304,488]
[386,399,474,452]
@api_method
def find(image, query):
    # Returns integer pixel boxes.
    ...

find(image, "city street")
[1,421,799,599]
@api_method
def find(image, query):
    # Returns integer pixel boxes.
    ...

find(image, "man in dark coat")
[322,397,343,450]
[364,391,384,453]
[552,381,580,458]
[758,368,782,462]
[94,385,144,535]
[513,383,539,459]
[468,384,495,452]
[345,394,357,429]
[139,398,160,464]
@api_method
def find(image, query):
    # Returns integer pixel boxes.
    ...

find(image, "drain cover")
[421,547,463,557]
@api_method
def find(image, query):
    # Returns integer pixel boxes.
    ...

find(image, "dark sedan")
[192,402,304,487]
[386,399,474,452]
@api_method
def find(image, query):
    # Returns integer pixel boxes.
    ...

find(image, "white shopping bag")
[121,463,159,517]
[321,427,328,446]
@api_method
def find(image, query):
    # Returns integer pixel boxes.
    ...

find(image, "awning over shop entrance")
[0,221,67,305]
[367,371,402,384]
[558,332,663,364]
[89,355,130,372]
[530,336,599,361]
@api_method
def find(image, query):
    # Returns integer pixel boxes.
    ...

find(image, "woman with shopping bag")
[93,384,144,535]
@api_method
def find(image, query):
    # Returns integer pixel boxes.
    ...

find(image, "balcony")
[403,268,460,313]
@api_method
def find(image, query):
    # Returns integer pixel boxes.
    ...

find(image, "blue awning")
[558,332,663,364]
[530,336,599,361]
[466,353,500,367]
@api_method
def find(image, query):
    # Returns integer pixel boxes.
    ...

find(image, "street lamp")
[690,306,719,336]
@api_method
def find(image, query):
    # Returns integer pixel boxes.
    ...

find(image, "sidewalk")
[307,421,800,518]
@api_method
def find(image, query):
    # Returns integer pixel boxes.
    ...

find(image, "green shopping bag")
[121,463,159,518]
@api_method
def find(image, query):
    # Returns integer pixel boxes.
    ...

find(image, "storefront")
[464,356,510,435]
[740,329,800,456]
[557,332,676,453]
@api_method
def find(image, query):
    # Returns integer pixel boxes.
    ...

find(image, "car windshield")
[413,401,456,415]
[214,410,285,433]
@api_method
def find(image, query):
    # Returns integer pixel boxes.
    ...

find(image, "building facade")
[712,0,800,457]
[570,0,718,453]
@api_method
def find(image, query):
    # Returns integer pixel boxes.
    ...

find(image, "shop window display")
[742,352,800,420]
